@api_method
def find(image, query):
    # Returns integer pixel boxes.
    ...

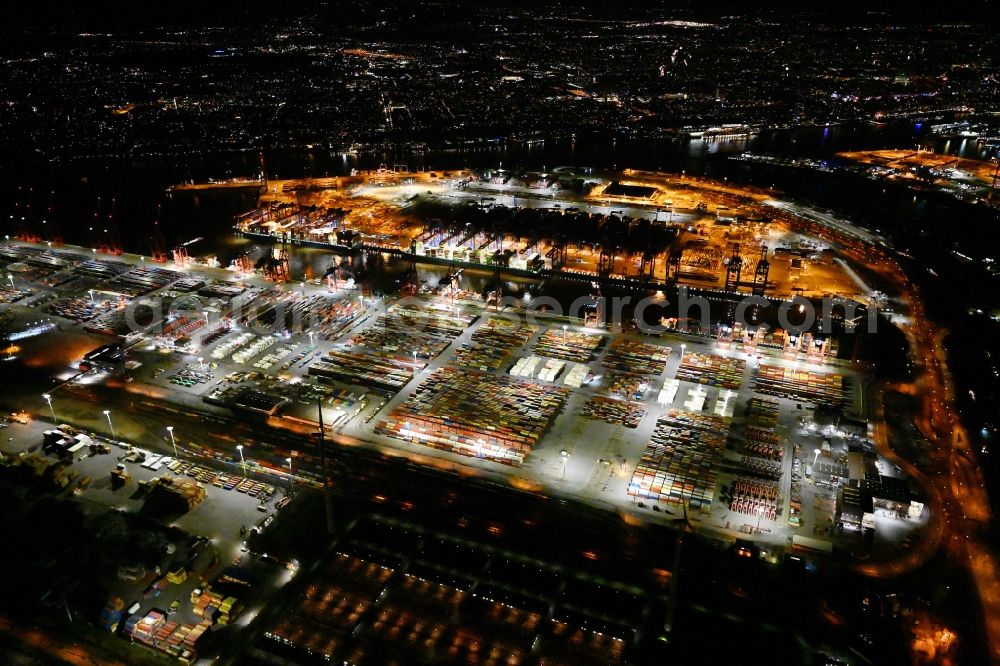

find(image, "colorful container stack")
[734,397,787,483]
[472,316,537,349]
[48,296,103,322]
[582,395,646,428]
[181,621,210,656]
[604,374,648,401]
[122,610,210,661]
[200,321,232,346]
[191,587,240,625]
[601,340,671,376]
[675,352,746,390]
[309,350,414,390]
[746,396,779,426]
[98,595,124,632]
[127,609,165,643]
[376,366,568,465]
[533,328,603,363]
[753,364,846,406]
[453,316,537,372]
[276,292,365,340]
[160,314,205,342]
[628,409,731,507]
[352,301,471,359]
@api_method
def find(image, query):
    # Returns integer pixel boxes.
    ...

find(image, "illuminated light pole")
[813,447,821,472]
[42,393,56,422]
[562,324,568,340]
[286,457,294,493]
[680,343,686,362]
[560,449,570,480]
[236,444,247,477]
[103,410,116,441]
[6,274,13,289]
[316,396,335,535]
[308,331,315,346]
[198,356,205,372]
[88,289,95,303]
[166,426,178,458]
[412,350,418,369]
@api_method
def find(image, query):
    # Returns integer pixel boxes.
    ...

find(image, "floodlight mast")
[317,396,336,535]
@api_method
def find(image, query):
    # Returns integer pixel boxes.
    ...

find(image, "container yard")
[0,235,904,559]
[376,366,569,465]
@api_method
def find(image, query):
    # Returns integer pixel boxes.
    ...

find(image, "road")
[779,197,1000,663]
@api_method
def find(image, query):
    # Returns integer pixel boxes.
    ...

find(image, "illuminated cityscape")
[0,3,998,665]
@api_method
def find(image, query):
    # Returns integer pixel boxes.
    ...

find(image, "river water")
[2,118,995,261]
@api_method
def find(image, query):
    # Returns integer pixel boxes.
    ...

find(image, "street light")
[42,393,55,422]
[308,331,315,346]
[412,350,418,369]
[560,449,570,480]
[166,426,178,458]
[680,343,686,361]
[6,274,13,290]
[562,324,568,340]
[286,457,294,492]
[236,444,248,477]
[198,356,205,372]
[103,410,116,441]
[813,447,822,470]
[88,289,95,302]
